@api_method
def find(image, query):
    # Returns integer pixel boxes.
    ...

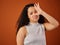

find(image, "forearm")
[41,10,59,26]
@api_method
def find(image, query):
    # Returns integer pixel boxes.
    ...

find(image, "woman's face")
[27,6,39,23]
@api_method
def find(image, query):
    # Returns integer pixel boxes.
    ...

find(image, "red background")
[0,0,60,45]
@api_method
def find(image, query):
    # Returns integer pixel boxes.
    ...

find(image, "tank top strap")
[25,25,30,35]
[40,24,45,31]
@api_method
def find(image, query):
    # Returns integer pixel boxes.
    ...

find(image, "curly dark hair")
[16,3,45,34]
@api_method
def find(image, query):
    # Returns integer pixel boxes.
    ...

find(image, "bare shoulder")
[19,26,26,31]
[16,26,27,45]
[17,26,27,37]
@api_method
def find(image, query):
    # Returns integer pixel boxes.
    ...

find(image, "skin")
[16,3,59,45]
[27,6,39,23]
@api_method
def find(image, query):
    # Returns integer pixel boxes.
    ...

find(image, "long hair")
[16,3,45,34]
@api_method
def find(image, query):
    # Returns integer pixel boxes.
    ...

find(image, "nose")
[33,13,38,16]
[33,11,38,16]
[33,14,39,18]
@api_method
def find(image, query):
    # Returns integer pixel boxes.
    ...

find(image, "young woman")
[16,3,59,45]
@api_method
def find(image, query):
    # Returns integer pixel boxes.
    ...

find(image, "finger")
[34,4,37,10]
[34,5,37,10]
[34,4,39,11]
[38,2,41,8]
[34,3,36,7]
[37,2,39,6]
[35,2,40,8]
[34,3,38,7]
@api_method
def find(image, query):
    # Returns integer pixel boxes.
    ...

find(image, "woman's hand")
[34,2,42,15]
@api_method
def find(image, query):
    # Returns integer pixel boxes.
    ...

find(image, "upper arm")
[43,23,59,31]
[16,26,27,45]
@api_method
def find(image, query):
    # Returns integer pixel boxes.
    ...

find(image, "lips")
[32,15,39,19]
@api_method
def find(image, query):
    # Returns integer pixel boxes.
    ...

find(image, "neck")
[29,21,38,24]
[29,21,39,25]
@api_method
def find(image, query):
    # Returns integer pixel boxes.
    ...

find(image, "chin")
[33,19,38,22]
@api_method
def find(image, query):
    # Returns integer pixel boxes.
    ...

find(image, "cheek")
[28,13,33,19]
[28,14,33,20]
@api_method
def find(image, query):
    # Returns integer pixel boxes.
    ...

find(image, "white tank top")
[24,22,46,45]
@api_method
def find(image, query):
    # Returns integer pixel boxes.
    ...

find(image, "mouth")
[33,15,39,19]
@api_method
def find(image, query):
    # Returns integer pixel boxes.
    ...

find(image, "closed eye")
[30,12,33,15]
[34,10,37,13]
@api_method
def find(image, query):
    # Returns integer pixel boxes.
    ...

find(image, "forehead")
[28,7,36,12]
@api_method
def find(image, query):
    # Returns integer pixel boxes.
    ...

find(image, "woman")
[16,3,59,45]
